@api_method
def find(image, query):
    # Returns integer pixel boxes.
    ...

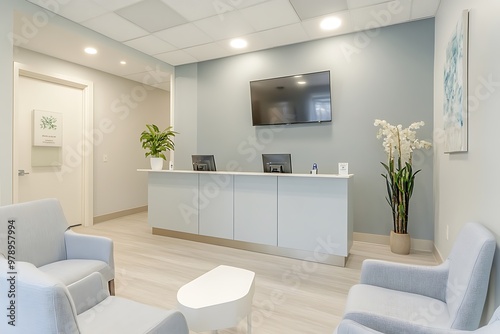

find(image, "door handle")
[18,169,30,176]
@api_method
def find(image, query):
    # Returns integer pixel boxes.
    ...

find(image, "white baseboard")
[93,206,148,224]
[353,232,434,252]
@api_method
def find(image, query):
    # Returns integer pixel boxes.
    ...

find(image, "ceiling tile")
[124,35,177,55]
[289,0,348,20]
[240,0,300,31]
[161,0,233,21]
[194,11,255,41]
[155,24,213,49]
[301,11,353,39]
[233,0,271,9]
[91,0,143,11]
[29,0,108,23]
[255,23,309,48]
[82,13,149,42]
[183,43,231,62]
[155,50,198,66]
[347,0,390,10]
[411,0,441,20]
[350,0,411,31]
[116,0,187,33]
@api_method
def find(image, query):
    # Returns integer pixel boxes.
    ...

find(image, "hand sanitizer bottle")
[311,163,318,174]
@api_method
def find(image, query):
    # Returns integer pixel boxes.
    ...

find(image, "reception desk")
[140,170,354,266]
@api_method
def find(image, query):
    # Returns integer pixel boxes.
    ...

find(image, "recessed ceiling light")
[120,61,127,65]
[297,81,307,85]
[320,17,342,31]
[84,47,97,55]
[230,38,248,49]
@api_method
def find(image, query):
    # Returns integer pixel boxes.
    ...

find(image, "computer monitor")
[262,154,292,173]
[192,155,217,171]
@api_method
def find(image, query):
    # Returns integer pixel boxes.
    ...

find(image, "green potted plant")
[140,124,177,170]
[374,119,432,254]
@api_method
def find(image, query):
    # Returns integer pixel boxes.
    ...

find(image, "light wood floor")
[74,212,438,334]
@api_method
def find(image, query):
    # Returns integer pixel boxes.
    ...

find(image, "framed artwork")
[443,10,469,153]
[33,110,63,147]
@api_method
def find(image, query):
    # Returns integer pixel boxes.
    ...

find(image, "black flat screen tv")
[250,70,332,126]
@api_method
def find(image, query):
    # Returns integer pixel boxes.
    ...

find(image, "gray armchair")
[336,306,500,334]
[0,259,189,333]
[0,198,115,294]
[340,222,496,334]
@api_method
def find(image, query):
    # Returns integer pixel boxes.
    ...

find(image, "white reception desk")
[140,169,354,266]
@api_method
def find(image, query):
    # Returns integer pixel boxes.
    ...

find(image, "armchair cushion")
[39,259,112,286]
[336,306,500,334]
[79,298,189,334]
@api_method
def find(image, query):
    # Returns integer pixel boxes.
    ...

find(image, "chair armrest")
[336,319,384,334]
[64,230,114,269]
[359,259,449,301]
[68,272,110,315]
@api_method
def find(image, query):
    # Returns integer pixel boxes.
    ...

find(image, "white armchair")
[0,259,189,333]
[339,222,496,333]
[0,198,115,294]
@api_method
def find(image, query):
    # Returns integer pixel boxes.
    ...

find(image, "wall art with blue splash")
[443,10,469,153]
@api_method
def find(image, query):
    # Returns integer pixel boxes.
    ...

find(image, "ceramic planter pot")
[390,230,411,255]
[150,157,164,170]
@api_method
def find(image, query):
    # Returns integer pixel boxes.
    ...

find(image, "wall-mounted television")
[250,70,332,126]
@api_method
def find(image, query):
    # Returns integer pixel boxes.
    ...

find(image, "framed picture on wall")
[33,110,63,147]
[443,10,469,153]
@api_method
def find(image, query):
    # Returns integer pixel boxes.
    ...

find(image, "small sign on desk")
[338,163,349,175]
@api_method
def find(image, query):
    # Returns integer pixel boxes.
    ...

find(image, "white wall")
[175,19,435,241]
[14,48,170,217]
[0,1,14,205]
[434,0,500,320]
[173,64,198,170]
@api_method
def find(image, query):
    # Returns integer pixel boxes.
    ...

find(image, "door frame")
[13,62,94,226]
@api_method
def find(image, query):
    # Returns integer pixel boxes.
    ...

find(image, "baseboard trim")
[353,232,434,252]
[433,244,444,264]
[93,206,148,224]
[153,228,347,267]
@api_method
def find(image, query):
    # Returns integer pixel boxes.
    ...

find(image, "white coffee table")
[177,265,255,333]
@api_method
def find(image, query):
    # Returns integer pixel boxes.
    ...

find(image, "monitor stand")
[269,164,283,173]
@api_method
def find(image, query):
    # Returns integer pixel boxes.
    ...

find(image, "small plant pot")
[390,230,411,255]
[150,157,164,170]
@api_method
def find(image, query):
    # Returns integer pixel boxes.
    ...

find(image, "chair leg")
[108,279,115,296]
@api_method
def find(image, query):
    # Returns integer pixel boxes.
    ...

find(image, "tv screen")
[250,71,332,126]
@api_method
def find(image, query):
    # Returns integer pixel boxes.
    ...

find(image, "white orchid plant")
[374,120,432,235]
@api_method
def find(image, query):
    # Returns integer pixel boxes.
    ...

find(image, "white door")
[13,64,93,226]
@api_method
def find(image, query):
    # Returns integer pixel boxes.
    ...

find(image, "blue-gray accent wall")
[174,19,435,241]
